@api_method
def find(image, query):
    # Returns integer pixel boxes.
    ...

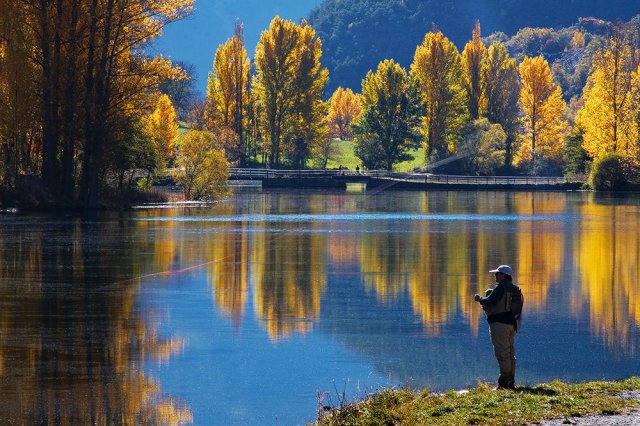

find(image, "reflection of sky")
[135,191,640,425]
[140,261,640,425]
[141,271,391,426]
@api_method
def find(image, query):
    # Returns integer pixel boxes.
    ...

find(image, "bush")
[589,153,627,190]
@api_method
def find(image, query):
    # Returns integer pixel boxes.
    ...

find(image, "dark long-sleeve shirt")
[478,280,518,326]
[477,283,505,307]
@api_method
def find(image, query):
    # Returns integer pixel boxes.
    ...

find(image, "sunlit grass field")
[326,140,426,172]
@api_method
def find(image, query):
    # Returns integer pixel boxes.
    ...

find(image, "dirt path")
[539,392,640,425]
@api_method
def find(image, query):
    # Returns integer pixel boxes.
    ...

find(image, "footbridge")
[229,168,582,191]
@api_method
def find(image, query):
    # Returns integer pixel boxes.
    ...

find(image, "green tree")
[105,116,158,190]
[482,42,521,168]
[459,118,506,175]
[353,59,422,171]
[411,31,469,162]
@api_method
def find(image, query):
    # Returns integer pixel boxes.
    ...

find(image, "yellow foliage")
[144,94,179,168]
[411,31,469,160]
[253,16,328,168]
[462,21,487,119]
[175,130,230,200]
[205,33,250,133]
[576,44,638,160]
[517,56,568,166]
[327,87,361,140]
[572,31,586,49]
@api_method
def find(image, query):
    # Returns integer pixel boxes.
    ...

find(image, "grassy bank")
[326,140,425,173]
[316,378,640,425]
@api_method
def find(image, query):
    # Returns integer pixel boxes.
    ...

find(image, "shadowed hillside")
[308,0,640,92]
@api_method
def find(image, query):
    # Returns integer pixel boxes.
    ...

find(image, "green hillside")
[308,0,640,93]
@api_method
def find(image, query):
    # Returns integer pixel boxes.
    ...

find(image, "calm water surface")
[1,190,640,424]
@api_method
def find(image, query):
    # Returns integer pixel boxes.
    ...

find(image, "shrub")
[589,153,627,190]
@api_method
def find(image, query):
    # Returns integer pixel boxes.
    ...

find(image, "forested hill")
[308,0,640,92]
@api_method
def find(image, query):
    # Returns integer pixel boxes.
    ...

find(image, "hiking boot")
[497,375,515,390]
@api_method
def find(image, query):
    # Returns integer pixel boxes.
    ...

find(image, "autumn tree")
[353,59,422,171]
[314,137,340,169]
[253,16,328,168]
[144,94,180,171]
[462,21,486,120]
[327,87,361,140]
[482,42,521,168]
[0,0,193,206]
[0,1,40,187]
[175,130,231,200]
[411,31,469,162]
[205,21,251,164]
[517,56,568,172]
[576,24,637,160]
[459,118,507,175]
[286,21,329,169]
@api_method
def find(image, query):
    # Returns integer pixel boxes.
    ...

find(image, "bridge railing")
[230,168,356,179]
[403,174,577,185]
[229,168,581,185]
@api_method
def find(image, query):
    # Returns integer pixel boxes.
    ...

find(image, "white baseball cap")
[489,265,513,276]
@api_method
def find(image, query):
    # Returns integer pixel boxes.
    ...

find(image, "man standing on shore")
[474,265,521,390]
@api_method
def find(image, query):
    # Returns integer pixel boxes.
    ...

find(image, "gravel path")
[539,392,640,426]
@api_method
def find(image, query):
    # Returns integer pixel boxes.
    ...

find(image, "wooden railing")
[229,168,581,185]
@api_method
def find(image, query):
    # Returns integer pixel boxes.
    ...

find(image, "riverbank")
[315,378,640,425]
[0,175,170,211]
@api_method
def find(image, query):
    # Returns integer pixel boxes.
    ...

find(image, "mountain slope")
[308,0,640,92]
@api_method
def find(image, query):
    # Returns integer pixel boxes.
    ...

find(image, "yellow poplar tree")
[145,94,179,169]
[411,31,469,161]
[576,30,636,160]
[327,87,361,140]
[517,56,568,170]
[205,21,251,164]
[253,16,328,168]
[289,21,329,169]
[462,21,487,120]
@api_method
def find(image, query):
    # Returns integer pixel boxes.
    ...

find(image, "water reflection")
[0,217,191,424]
[134,191,640,355]
[3,191,640,424]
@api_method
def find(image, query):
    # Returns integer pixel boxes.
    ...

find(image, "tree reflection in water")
[0,217,190,424]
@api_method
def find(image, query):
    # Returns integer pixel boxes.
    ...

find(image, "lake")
[1,189,640,425]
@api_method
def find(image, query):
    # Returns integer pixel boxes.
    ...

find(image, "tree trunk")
[61,0,80,201]
[40,0,58,190]
[80,0,98,206]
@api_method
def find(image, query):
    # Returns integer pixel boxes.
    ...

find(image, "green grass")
[316,378,640,425]
[325,140,361,171]
[326,140,426,172]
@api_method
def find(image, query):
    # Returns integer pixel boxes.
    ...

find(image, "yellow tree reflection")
[514,192,565,314]
[252,228,327,341]
[577,200,640,354]
[0,221,191,424]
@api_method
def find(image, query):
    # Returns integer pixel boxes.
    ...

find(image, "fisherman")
[474,265,522,390]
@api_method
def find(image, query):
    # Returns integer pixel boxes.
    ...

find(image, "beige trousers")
[489,322,516,382]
